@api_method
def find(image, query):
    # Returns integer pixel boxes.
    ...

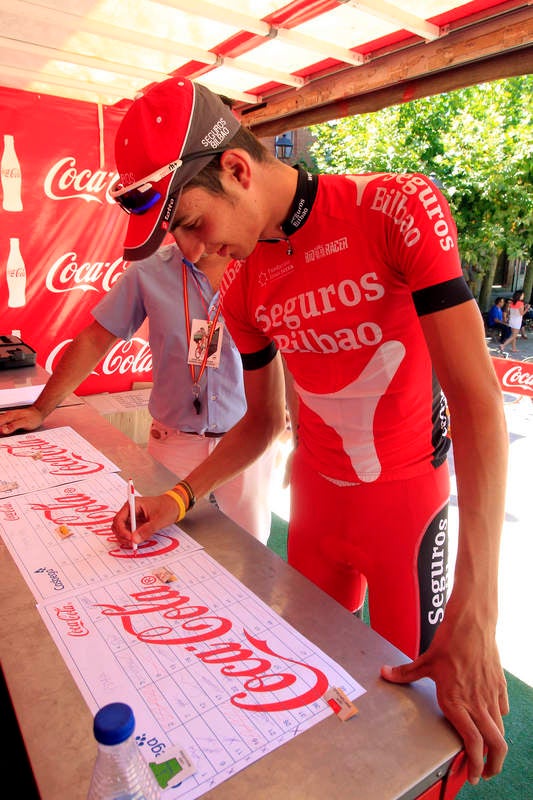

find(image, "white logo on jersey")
[294,340,405,482]
[304,237,349,263]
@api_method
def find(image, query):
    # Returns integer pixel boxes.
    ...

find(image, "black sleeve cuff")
[241,341,278,371]
[412,276,473,316]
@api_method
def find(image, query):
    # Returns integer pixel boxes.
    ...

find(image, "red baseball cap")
[112,77,241,261]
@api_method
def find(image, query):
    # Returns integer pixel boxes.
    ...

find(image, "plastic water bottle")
[87,703,161,800]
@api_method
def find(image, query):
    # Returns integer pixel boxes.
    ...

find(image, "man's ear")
[219,149,252,189]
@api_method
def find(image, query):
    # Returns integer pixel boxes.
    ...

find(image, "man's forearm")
[35,323,118,419]
[447,384,508,614]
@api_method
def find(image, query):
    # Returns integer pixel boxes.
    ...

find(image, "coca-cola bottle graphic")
[1,134,23,211]
[6,237,27,307]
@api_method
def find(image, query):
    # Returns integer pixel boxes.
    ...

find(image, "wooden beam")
[243,6,533,134]
[250,47,533,136]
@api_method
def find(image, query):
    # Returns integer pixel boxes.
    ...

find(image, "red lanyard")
[182,260,222,413]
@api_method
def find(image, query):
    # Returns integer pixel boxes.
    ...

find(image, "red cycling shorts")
[288,446,450,659]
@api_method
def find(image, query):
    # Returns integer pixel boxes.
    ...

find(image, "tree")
[309,76,533,310]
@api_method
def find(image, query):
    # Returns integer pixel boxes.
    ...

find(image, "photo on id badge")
[188,318,224,368]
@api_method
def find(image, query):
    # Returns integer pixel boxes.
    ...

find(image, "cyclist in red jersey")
[110,78,509,787]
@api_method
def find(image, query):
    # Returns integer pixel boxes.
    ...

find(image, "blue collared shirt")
[92,243,246,434]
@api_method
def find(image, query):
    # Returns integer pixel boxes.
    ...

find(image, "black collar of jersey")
[280,164,319,237]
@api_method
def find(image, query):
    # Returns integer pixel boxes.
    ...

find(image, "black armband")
[412,276,473,316]
[241,341,278,371]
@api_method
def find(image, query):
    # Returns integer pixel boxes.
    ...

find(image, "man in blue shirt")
[487,297,510,343]
[0,248,277,543]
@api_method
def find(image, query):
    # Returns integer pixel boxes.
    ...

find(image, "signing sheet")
[0,426,366,799]
[37,549,365,800]
[0,471,203,601]
[0,425,119,497]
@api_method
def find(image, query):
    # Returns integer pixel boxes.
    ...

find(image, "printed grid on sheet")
[37,549,364,799]
[0,472,203,601]
[0,425,119,497]
[0,425,364,798]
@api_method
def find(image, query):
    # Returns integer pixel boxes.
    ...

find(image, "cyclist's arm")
[384,298,508,783]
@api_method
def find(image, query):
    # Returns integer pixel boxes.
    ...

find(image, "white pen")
[128,478,137,554]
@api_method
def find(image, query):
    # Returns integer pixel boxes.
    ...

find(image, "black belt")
[150,428,225,440]
[183,430,226,438]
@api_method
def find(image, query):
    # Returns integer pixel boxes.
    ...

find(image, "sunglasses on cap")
[111,149,227,215]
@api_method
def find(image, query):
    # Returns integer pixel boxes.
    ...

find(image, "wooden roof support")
[244,6,533,135]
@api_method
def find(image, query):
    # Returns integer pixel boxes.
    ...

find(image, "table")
[0,367,462,800]
[0,362,84,410]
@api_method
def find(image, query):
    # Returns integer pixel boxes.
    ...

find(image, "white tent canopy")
[1,0,531,134]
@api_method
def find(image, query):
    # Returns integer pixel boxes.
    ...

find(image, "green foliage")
[309,76,533,273]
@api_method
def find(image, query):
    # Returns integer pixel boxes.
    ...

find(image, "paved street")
[486,319,533,362]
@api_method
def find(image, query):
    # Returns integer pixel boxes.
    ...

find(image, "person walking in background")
[0,248,277,544]
[109,77,509,788]
[519,298,530,339]
[500,290,530,354]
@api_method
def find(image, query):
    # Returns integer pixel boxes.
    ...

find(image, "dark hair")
[186,126,273,195]
[511,290,523,303]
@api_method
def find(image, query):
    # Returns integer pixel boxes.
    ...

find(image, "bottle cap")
[94,702,135,745]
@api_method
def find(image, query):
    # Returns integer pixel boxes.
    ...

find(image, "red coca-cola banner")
[0,85,153,395]
[491,356,533,398]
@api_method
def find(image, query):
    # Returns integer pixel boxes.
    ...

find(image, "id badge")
[188,318,224,368]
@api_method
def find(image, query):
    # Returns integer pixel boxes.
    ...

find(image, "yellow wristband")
[164,489,187,522]
[172,483,190,507]
[175,479,196,508]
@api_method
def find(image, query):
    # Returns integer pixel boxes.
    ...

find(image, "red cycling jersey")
[221,172,469,485]
[220,171,473,659]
